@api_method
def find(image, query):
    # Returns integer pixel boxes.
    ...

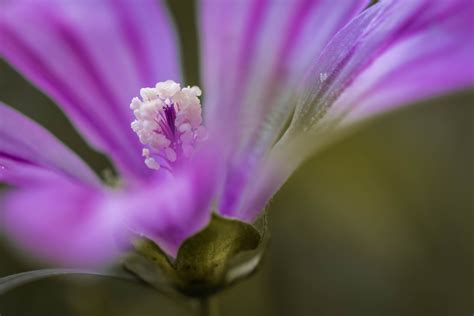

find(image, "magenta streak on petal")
[0,0,182,182]
[240,0,474,222]
[256,0,319,113]
[272,0,318,80]
[216,0,270,215]
[400,1,469,35]
[341,41,458,118]
[223,3,366,218]
[321,1,434,117]
[221,1,296,217]
[341,3,428,83]
[232,0,269,102]
[2,181,127,267]
[0,157,65,187]
[218,1,373,218]
[0,151,35,166]
[247,0,320,143]
[297,0,429,125]
[305,45,358,117]
[0,102,100,187]
[0,29,117,154]
[46,13,142,156]
[268,0,369,113]
[0,149,91,188]
[240,2,428,220]
[0,26,144,178]
[109,0,162,86]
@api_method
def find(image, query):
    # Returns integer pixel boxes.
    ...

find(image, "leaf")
[0,268,137,296]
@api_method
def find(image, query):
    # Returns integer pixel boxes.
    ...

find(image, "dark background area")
[0,1,472,315]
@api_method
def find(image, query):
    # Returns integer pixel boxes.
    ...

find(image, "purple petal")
[1,180,129,267]
[333,3,474,122]
[1,145,221,266]
[0,144,222,266]
[199,0,370,216]
[122,144,223,257]
[290,0,474,131]
[240,0,474,220]
[0,102,99,187]
[0,107,223,265]
[0,0,180,181]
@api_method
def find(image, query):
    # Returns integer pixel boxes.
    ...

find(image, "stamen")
[131,80,207,171]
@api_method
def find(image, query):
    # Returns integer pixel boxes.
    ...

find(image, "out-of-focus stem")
[198,295,219,316]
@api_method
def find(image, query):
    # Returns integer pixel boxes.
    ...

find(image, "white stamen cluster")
[130,80,207,170]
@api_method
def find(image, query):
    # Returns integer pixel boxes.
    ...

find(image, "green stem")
[198,296,219,316]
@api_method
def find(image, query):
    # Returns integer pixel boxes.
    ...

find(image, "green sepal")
[123,239,181,297]
[123,213,265,298]
[174,213,261,296]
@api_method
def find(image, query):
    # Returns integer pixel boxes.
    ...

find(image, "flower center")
[130,80,207,171]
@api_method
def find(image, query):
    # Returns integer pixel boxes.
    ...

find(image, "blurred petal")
[199,0,370,216]
[1,145,221,266]
[2,180,126,267]
[122,144,223,257]
[242,0,474,220]
[0,102,99,187]
[0,0,180,181]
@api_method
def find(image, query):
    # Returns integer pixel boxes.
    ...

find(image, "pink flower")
[0,0,472,267]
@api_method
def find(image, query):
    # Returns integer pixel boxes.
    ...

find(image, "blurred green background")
[0,1,472,315]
